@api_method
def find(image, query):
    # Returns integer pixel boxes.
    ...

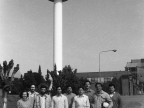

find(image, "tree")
[23,70,36,90]
[0,60,19,108]
[38,65,42,75]
[47,65,87,95]
[111,77,121,93]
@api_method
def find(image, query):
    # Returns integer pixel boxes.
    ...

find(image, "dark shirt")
[92,90,113,108]
[84,89,95,103]
[64,93,76,108]
[84,89,95,108]
[109,92,122,108]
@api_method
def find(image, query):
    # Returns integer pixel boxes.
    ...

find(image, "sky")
[0,0,144,75]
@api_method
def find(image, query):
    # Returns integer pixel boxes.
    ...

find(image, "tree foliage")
[46,65,87,95]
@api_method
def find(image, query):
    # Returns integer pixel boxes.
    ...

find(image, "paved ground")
[122,95,144,108]
[0,95,144,108]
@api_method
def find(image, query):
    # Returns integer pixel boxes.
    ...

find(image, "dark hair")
[39,83,48,89]
[66,85,72,89]
[19,90,29,98]
[40,85,47,89]
[77,86,84,90]
[56,86,62,90]
[85,80,91,85]
[95,82,103,87]
[109,83,115,88]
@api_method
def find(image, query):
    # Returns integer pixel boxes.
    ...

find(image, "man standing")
[34,84,51,108]
[64,86,76,108]
[52,86,68,108]
[72,87,90,108]
[28,84,39,108]
[92,83,113,108]
[108,84,122,108]
[84,80,95,108]
[34,73,53,108]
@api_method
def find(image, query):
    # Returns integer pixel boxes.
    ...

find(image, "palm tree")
[0,60,19,108]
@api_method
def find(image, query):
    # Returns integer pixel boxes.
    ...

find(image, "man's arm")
[86,96,90,108]
[33,95,39,108]
[64,96,68,108]
[118,93,122,108]
[48,73,53,91]
[17,101,21,108]
[51,97,54,108]
[72,97,76,108]
[105,94,113,108]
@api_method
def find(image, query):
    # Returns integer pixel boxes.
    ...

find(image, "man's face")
[78,88,84,95]
[40,88,46,94]
[95,84,102,92]
[57,87,62,94]
[85,82,90,89]
[109,86,115,93]
[31,85,35,92]
[67,87,72,93]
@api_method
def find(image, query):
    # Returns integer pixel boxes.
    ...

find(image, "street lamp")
[99,49,117,82]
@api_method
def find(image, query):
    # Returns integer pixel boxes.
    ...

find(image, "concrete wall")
[121,78,129,95]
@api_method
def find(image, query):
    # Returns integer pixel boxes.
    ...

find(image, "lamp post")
[99,49,117,82]
[49,0,68,74]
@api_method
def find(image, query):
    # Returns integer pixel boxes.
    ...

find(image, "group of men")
[28,80,122,108]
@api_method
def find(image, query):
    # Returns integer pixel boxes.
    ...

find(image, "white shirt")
[28,91,39,107]
[72,94,90,108]
[28,91,39,98]
[40,96,46,108]
[52,94,68,108]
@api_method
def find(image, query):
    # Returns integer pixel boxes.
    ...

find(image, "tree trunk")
[2,89,7,108]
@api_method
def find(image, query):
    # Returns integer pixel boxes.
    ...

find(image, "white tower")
[49,0,67,72]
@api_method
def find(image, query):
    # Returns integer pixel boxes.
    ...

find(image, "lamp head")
[112,49,117,52]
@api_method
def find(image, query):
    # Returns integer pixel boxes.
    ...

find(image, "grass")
[0,95,144,108]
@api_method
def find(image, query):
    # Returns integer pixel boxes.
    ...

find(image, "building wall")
[121,78,129,95]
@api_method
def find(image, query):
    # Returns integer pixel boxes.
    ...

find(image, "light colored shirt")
[29,91,39,97]
[17,98,33,108]
[92,90,113,108]
[40,96,46,108]
[28,91,39,108]
[52,94,68,108]
[64,93,76,108]
[72,94,90,108]
[34,94,51,108]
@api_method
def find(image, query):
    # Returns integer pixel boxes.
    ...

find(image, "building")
[76,71,131,95]
[76,71,129,84]
[76,59,144,95]
[125,59,144,94]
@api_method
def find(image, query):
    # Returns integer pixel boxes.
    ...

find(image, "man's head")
[40,84,47,95]
[56,86,62,95]
[30,84,36,92]
[109,83,115,93]
[95,82,103,92]
[78,86,84,96]
[67,86,72,94]
[85,80,91,90]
